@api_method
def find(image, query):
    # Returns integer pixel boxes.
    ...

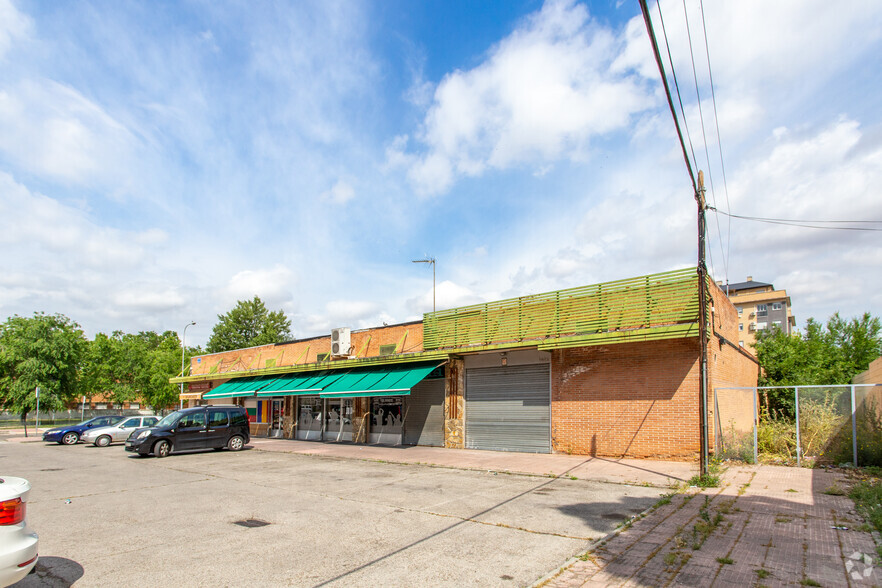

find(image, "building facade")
[173,268,758,460]
[721,277,795,352]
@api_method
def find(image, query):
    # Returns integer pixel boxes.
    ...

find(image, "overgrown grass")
[849,477,882,543]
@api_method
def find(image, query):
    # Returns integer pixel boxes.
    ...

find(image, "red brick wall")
[189,322,423,376]
[551,338,701,459]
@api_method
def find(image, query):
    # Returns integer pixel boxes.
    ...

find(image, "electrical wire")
[681,0,728,284]
[654,0,698,185]
[699,0,733,283]
[707,207,882,231]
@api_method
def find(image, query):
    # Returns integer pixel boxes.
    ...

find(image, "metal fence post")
[795,387,801,467]
[851,384,857,468]
[753,387,758,464]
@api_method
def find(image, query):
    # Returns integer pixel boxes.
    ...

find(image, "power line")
[640,0,698,192]
[681,0,728,284]
[707,207,882,231]
[699,0,733,282]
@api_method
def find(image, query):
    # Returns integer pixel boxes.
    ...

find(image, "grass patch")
[663,552,678,567]
[799,579,821,587]
[689,473,721,488]
[716,556,734,565]
[823,482,846,496]
[775,515,793,524]
[785,488,798,493]
[756,568,771,579]
[849,477,882,543]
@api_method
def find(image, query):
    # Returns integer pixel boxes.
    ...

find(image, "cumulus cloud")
[393,0,654,196]
[406,280,486,314]
[224,266,294,309]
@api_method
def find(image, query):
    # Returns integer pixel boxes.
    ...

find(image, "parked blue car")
[42,415,125,445]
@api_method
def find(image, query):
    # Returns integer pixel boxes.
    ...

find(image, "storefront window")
[370,397,403,444]
[297,397,323,440]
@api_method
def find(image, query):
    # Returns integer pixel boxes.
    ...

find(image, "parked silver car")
[81,416,160,447]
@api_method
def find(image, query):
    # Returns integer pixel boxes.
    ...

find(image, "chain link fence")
[714,384,882,467]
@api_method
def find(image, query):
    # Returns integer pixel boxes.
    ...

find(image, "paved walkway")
[539,464,881,587]
[246,437,696,487]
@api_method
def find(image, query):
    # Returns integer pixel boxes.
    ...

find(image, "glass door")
[269,399,284,438]
[297,397,323,440]
[324,399,353,442]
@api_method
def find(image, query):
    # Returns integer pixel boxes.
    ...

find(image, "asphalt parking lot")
[2,438,667,587]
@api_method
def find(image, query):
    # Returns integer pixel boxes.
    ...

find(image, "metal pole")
[181,321,195,410]
[795,387,801,467]
[696,171,709,477]
[753,388,758,464]
[851,384,857,468]
[432,259,436,313]
[81,396,85,421]
[35,387,40,433]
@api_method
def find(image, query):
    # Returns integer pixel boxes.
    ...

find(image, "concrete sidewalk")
[540,464,881,587]
[247,437,697,487]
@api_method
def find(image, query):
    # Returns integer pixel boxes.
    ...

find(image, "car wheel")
[227,435,245,451]
[154,440,171,458]
[61,432,79,445]
[95,435,112,447]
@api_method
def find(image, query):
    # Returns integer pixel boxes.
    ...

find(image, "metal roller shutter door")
[403,377,445,446]
[465,363,550,453]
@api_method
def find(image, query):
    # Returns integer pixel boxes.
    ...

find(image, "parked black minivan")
[125,405,250,458]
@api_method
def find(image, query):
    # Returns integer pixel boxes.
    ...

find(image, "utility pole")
[697,170,709,478]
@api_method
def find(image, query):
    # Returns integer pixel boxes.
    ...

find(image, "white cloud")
[406,280,486,314]
[224,266,294,309]
[320,179,356,204]
[112,285,186,311]
[397,0,654,196]
[0,79,137,190]
[0,0,30,60]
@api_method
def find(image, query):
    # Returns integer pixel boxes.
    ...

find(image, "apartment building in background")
[721,277,795,352]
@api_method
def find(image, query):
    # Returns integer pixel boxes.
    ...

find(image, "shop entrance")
[297,396,323,440]
[324,399,353,442]
[370,397,403,445]
[269,399,284,438]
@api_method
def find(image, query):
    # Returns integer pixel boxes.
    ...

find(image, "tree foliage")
[206,296,292,353]
[755,312,882,414]
[0,313,87,417]
[80,330,185,410]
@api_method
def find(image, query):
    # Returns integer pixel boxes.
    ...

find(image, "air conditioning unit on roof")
[331,327,351,357]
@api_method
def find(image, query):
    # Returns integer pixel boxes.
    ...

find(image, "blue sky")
[1,0,881,347]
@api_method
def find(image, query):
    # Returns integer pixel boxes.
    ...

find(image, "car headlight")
[136,430,152,439]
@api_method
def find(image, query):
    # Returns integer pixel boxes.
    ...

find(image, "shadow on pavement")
[13,556,84,587]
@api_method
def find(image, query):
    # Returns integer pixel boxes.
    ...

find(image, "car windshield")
[155,412,181,428]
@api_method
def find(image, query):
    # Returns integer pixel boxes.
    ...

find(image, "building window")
[736,306,743,316]
[379,344,397,356]
[772,302,783,311]
[739,341,744,347]
[316,353,330,362]
[129,403,140,410]
[756,304,768,317]
[739,323,743,331]
[95,403,107,410]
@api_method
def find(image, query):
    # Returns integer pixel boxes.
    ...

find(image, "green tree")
[0,313,87,419]
[206,296,292,353]
[82,330,188,411]
[755,312,882,414]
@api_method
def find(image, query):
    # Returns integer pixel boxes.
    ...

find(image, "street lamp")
[180,321,196,410]
[411,258,436,313]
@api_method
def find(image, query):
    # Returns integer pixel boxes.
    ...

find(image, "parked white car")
[81,416,160,447]
[0,477,38,586]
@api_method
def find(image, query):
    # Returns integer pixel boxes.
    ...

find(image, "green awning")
[319,362,444,398]
[255,372,329,397]
[202,376,266,399]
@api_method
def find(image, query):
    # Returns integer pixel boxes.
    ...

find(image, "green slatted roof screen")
[422,268,699,350]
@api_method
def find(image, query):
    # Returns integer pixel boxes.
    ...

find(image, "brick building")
[173,268,758,460]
